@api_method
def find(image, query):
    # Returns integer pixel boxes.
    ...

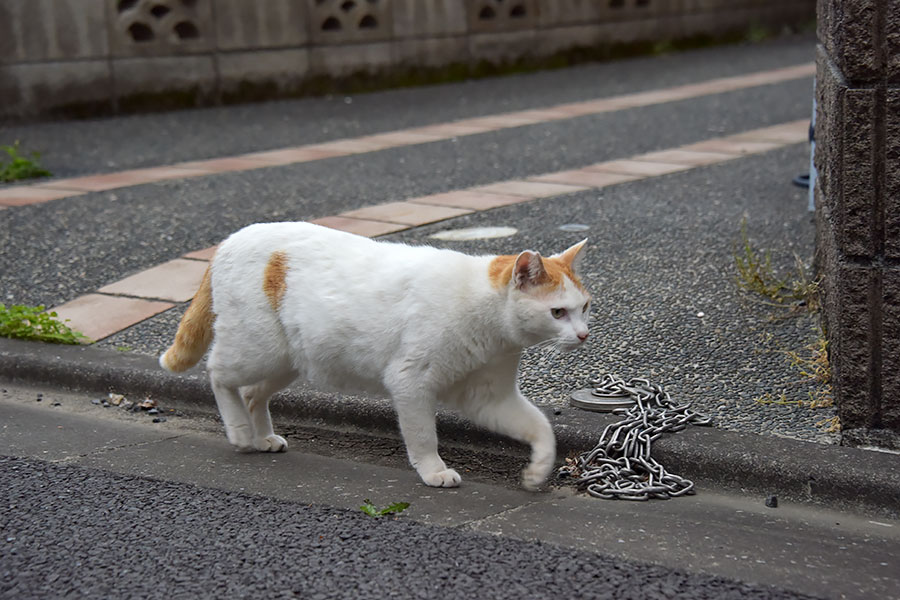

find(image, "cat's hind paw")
[421,468,462,488]
[254,434,288,452]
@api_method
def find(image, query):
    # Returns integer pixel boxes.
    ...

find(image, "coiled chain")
[560,374,712,500]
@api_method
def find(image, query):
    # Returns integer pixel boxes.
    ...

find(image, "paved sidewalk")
[3,33,890,510]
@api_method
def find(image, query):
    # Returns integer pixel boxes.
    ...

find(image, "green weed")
[360,499,410,518]
[0,142,51,183]
[744,23,771,44]
[0,304,89,344]
[734,219,820,311]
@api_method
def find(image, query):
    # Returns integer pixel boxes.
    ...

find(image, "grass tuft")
[0,303,89,344]
[734,219,820,311]
[0,142,51,183]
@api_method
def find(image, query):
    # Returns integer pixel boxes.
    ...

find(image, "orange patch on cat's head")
[489,253,585,292]
[263,250,288,310]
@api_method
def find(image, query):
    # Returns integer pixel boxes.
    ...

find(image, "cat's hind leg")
[240,370,297,452]
[206,334,291,452]
[208,373,254,451]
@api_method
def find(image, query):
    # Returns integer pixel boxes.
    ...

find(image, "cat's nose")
[577,332,589,342]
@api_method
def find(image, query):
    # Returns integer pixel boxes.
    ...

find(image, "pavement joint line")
[49,118,809,342]
[456,498,547,531]
[0,62,815,208]
[52,433,190,464]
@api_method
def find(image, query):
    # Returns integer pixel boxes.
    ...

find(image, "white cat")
[160,222,591,490]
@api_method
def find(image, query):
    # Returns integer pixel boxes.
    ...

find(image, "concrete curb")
[2,337,898,519]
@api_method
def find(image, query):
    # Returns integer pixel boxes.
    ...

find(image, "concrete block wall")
[815,0,900,449]
[0,0,814,119]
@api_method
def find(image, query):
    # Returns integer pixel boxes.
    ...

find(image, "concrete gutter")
[2,337,898,519]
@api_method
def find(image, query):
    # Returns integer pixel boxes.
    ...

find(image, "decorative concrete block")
[308,42,393,76]
[818,0,880,84]
[830,265,877,431]
[467,0,537,33]
[840,87,877,258]
[107,0,213,57]
[218,49,309,98]
[112,55,217,107]
[0,60,113,119]
[886,89,900,259]
[308,0,393,44]
[533,24,602,56]
[889,2,900,83]
[393,37,470,68]
[0,0,108,63]
[469,30,538,63]
[814,47,841,218]
[214,0,309,50]
[535,0,604,28]
[882,268,900,431]
[392,0,467,38]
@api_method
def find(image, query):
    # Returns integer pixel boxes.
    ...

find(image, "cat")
[160,222,591,490]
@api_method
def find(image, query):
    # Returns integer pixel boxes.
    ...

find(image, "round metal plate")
[569,388,636,412]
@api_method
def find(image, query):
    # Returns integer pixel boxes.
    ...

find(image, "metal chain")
[560,374,712,500]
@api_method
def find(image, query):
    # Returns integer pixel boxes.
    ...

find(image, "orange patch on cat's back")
[263,250,289,311]
[488,254,585,291]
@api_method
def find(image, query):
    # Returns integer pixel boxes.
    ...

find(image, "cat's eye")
[551,308,567,319]
[583,302,590,313]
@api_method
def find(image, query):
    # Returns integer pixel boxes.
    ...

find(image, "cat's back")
[214,221,477,293]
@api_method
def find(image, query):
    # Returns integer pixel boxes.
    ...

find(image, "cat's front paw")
[521,462,552,491]
[254,434,288,452]
[421,468,462,488]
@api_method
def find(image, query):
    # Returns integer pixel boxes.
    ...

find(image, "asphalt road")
[2,383,898,600]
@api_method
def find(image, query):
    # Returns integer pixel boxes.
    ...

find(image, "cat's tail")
[159,265,215,372]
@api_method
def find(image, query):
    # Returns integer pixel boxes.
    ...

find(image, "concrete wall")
[815,0,900,449]
[0,0,813,119]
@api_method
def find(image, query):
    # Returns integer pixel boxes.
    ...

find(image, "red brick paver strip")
[469,180,590,198]
[236,147,347,165]
[309,216,410,237]
[586,159,693,177]
[637,149,737,166]
[0,63,815,208]
[41,166,215,192]
[98,258,210,303]
[51,294,174,342]
[0,186,86,207]
[529,169,641,187]
[182,245,218,261]
[338,201,473,226]
[409,190,529,210]
[683,138,785,155]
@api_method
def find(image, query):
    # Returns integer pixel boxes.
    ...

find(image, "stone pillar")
[815,0,900,449]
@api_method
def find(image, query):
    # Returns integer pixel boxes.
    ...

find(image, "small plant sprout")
[733,219,820,311]
[0,142,52,183]
[0,304,90,344]
[360,499,410,518]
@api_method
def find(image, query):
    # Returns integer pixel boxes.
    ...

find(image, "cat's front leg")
[460,391,556,491]
[391,392,461,488]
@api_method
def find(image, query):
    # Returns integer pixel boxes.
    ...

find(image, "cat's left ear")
[553,239,588,275]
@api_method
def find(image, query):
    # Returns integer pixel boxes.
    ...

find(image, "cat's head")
[490,239,591,352]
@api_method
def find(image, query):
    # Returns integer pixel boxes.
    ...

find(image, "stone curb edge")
[2,337,897,519]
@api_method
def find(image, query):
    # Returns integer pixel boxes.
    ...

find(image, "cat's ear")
[513,251,548,289]
[554,238,588,275]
